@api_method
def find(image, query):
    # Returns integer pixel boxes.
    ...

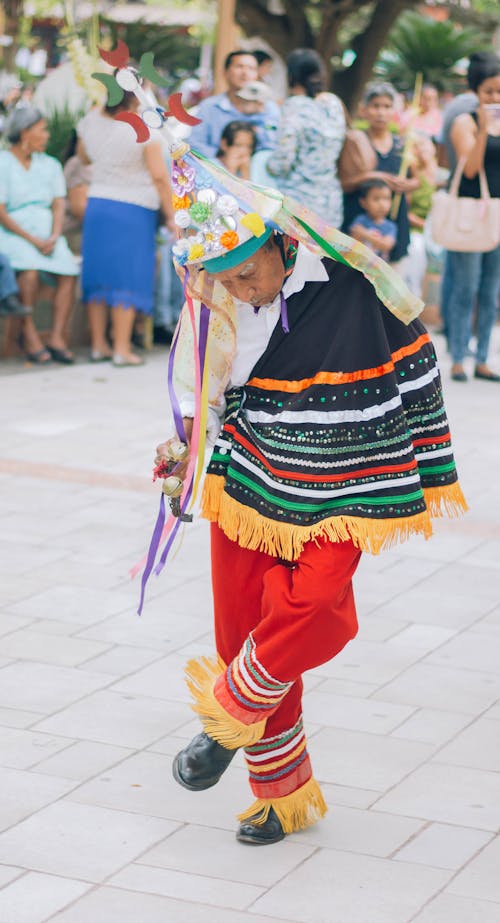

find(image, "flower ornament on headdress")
[92,40,201,142]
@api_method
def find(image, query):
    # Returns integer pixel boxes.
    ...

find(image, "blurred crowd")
[0,45,499,379]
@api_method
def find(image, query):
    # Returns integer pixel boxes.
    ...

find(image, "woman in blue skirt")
[78,92,175,365]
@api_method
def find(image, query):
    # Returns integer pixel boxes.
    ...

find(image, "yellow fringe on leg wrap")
[238,777,328,835]
[185,655,267,749]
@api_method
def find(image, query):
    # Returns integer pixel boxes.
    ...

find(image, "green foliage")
[375,11,488,92]
[101,19,202,91]
[44,104,86,163]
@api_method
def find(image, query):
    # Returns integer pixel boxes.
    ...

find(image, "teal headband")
[202,227,272,274]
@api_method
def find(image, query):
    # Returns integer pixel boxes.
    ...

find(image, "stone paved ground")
[0,328,499,923]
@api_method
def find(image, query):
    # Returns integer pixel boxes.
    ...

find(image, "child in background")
[348,179,397,261]
[405,132,441,297]
[216,120,257,180]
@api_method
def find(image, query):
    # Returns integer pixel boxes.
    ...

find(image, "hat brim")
[202,228,272,274]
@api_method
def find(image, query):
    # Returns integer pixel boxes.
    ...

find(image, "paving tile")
[0,767,75,831]
[320,782,380,810]
[374,763,500,830]
[447,834,500,902]
[109,863,264,910]
[110,652,191,702]
[391,709,472,746]
[387,624,457,652]
[77,644,162,675]
[0,865,24,888]
[463,539,500,570]
[393,823,492,870]
[287,805,423,857]
[5,585,135,626]
[0,708,42,729]
[0,801,178,882]
[413,563,500,601]
[311,726,433,791]
[77,606,210,652]
[372,662,500,714]
[34,690,186,749]
[48,885,291,923]
[0,662,109,715]
[302,675,379,698]
[355,616,409,642]
[250,848,451,923]
[0,614,35,638]
[0,871,90,923]
[412,893,500,922]
[369,588,495,629]
[306,639,423,685]
[33,740,132,779]
[303,690,415,735]
[137,823,314,887]
[68,750,250,830]
[435,718,500,772]
[426,629,500,674]
[0,629,110,667]
[0,728,73,770]
[0,540,66,578]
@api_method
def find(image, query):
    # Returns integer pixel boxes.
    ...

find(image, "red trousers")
[209,524,361,805]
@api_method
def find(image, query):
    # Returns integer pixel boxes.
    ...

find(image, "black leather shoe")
[474,368,500,382]
[172,732,237,791]
[236,807,286,845]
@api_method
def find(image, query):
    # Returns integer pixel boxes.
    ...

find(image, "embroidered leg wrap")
[238,716,327,834]
[185,635,293,750]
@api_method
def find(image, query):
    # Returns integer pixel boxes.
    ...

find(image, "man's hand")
[154,418,193,483]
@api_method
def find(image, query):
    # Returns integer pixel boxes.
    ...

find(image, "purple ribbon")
[280,291,289,333]
[153,300,210,577]
[137,493,166,615]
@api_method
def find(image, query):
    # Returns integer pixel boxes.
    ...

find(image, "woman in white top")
[78,92,174,365]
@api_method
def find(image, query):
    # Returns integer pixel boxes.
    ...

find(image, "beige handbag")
[337,129,377,192]
[430,157,500,252]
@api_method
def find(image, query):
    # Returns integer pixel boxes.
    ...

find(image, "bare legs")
[87,300,143,365]
[87,300,111,357]
[15,270,48,358]
[14,270,75,360]
[112,305,143,365]
[48,275,76,355]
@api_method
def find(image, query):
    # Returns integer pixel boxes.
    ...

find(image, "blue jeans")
[0,252,18,300]
[439,250,452,333]
[447,246,500,364]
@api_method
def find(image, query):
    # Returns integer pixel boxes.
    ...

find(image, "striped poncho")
[201,259,467,558]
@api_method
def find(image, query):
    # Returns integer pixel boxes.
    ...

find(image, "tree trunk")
[1,0,23,71]
[235,0,420,114]
[235,0,315,59]
[332,0,413,112]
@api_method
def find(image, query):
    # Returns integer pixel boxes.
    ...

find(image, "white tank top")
[77,108,160,211]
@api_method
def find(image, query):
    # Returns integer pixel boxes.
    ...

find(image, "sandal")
[47,346,75,365]
[16,334,51,364]
[113,354,144,367]
[25,347,52,364]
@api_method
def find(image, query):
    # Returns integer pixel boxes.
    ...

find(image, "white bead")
[115,68,139,91]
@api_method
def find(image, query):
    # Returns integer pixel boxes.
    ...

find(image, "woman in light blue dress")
[0,107,79,363]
